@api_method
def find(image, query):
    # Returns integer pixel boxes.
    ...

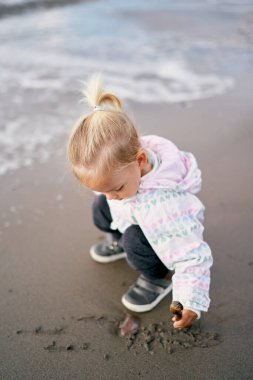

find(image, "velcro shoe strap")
[136,277,167,294]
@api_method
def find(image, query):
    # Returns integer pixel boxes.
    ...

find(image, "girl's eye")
[116,185,124,192]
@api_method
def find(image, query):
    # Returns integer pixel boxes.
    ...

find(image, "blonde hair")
[67,73,141,187]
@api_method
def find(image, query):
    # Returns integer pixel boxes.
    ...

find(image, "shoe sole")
[90,245,127,263]
[121,283,173,313]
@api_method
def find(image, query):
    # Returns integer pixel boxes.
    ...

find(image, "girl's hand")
[172,309,197,329]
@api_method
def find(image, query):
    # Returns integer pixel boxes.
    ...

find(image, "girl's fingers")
[172,318,188,328]
[172,309,197,329]
[173,316,192,329]
[173,321,185,328]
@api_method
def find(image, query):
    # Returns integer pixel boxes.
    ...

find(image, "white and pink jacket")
[108,135,213,316]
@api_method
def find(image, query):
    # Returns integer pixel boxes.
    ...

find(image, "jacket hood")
[139,135,202,194]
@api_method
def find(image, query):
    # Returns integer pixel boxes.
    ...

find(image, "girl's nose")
[105,193,115,200]
[105,193,120,201]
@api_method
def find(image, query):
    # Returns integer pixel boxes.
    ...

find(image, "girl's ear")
[136,149,148,168]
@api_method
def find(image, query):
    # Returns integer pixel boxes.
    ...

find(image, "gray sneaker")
[90,240,126,263]
[121,274,173,313]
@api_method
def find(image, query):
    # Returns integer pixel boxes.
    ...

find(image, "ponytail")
[82,73,122,111]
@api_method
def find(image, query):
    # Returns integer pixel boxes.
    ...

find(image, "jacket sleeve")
[133,189,213,313]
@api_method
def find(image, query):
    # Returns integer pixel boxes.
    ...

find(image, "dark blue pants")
[92,195,168,279]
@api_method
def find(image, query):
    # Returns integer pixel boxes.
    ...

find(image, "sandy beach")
[0,1,253,379]
[1,86,253,379]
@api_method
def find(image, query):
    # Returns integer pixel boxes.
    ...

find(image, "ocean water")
[0,0,253,175]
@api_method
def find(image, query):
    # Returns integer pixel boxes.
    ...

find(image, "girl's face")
[88,151,151,200]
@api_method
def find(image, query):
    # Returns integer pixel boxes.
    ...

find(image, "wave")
[0,0,88,18]
[0,0,246,176]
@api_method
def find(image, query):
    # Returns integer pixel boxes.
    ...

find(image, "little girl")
[67,74,213,329]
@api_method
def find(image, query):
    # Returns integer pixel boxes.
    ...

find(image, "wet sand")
[0,73,253,379]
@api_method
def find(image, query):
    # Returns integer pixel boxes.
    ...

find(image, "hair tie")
[94,105,102,111]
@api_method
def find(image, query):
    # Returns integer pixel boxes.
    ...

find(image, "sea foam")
[0,0,247,176]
